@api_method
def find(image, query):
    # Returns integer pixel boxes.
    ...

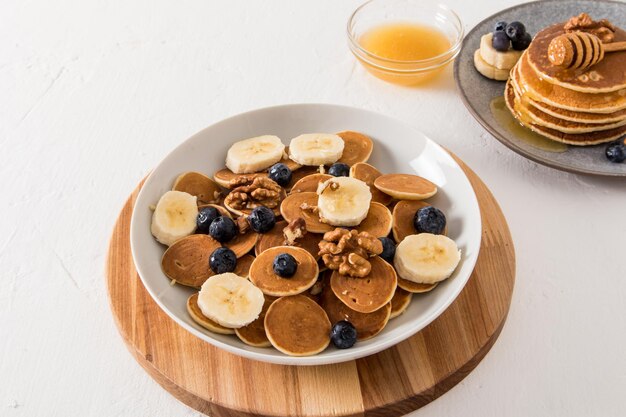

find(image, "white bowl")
[130,103,481,366]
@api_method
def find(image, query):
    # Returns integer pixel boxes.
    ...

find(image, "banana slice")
[151,191,198,246]
[394,234,461,284]
[225,135,285,174]
[479,33,523,70]
[474,49,511,81]
[288,133,344,166]
[197,273,265,328]
[316,177,371,227]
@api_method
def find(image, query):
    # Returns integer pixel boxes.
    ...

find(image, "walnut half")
[318,228,383,278]
[564,13,616,43]
[224,177,284,211]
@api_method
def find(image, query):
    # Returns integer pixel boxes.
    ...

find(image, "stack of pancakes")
[505,23,626,145]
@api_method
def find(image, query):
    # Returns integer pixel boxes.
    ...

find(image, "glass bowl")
[347,0,464,85]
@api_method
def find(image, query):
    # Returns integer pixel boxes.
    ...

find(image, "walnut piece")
[235,216,250,234]
[283,217,307,245]
[318,228,383,278]
[224,177,283,210]
[564,13,615,43]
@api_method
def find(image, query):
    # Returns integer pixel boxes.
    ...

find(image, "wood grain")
[106,155,515,417]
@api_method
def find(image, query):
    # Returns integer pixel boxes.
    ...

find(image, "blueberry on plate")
[606,139,626,163]
[414,206,446,235]
[494,21,508,32]
[505,21,526,42]
[209,216,237,242]
[196,206,220,234]
[378,237,396,264]
[209,247,237,274]
[492,31,511,52]
[248,206,276,233]
[328,163,350,177]
[273,253,298,277]
[268,163,292,187]
[330,320,357,349]
[512,31,532,51]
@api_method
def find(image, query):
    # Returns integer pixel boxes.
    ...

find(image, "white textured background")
[1,1,625,416]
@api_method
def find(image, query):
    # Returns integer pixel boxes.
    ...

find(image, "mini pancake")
[336,131,374,166]
[392,200,430,243]
[356,202,393,238]
[349,162,392,205]
[231,254,255,278]
[235,296,275,347]
[330,256,397,313]
[397,277,438,293]
[290,173,332,194]
[197,203,231,218]
[280,192,333,234]
[286,166,320,191]
[264,295,331,356]
[224,232,258,258]
[173,172,223,205]
[320,285,391,340]
[187,293,235,335]
[255,220,322,260]
[161,234,221,288]
[374,174,437,200]
[389,287,413,319]
[249,246,319,296]
[223,189,286,217]
[213,168,268,189]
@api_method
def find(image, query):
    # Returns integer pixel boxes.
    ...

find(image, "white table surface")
[2,1,625,416]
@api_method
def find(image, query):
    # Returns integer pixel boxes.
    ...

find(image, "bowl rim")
[346,0,465,71]
[129,103,482,366]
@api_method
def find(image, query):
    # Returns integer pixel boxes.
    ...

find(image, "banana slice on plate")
[394,233,461,284]
[197,273,265,328]
[151,190,198,246]
[474,50,511,81]
[225,135,285,174]
[288,133,344,166]
[317,177,371,227]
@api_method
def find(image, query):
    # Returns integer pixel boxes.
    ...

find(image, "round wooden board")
[106,155,515,417]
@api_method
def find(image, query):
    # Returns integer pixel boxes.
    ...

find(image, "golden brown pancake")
[254,220,322,260]
[290,173,332,194]
[286,166,320,191]
[280,192,334,234]
[264,295,331,356]
[527,23,626,93]
[336,131,374,166]
[330,256,397,313]
[389,287,413,319]
[320,285,391,340]
[235,296,275,347]
[397,277,438,293]
[349,162,393,205]
[391,200,429,243]
[161,234,221,288]
[187,293,235,335]
[356,202,393,238]
[213,168,268,189]
[173,172,222,205]
[249,246,319,296]
[374,174,437,200]
[224,231,258,258]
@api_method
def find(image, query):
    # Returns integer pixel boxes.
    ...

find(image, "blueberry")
[512,31,532,51]
[209,247,237,274]
[494,21,508,32]
[208,216,237,243]
[414,206,446,235]
[505,21,526,42]
[492,31,511,52]
[273,253,298,278]
[328,163,350,177]
[606,140,626,163]
[268,163,292,187]
[330,320,357,349]
[378,237,396,264]
[196,207,220,234]
[248,206,276,233]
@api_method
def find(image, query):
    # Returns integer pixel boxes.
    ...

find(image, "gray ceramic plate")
[454,0,626,177]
